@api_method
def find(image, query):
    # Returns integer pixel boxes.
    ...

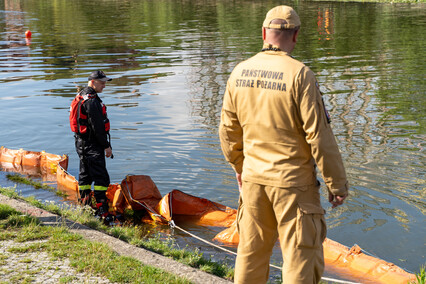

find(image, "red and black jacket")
[74,87,110,149]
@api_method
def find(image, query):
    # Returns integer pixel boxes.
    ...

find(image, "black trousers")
[75,135,110,202]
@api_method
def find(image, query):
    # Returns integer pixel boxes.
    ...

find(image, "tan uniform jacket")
[219,50,348,196]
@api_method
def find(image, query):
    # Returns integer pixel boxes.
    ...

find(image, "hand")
[105,147,112,158]
[328,191,348,208]
[236,173,242,193]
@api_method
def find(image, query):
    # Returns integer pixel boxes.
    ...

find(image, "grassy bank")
[0,184,234,280]
[0,203,191,284]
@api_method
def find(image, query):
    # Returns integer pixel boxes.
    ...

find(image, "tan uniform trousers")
[235,181,326,284]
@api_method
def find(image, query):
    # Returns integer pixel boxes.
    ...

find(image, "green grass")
[0,203,191,284]
[59,276,78,283]
[6,174,68,198]
[0,185,234,280]
[412,266,426,284]
[313,0,424,3]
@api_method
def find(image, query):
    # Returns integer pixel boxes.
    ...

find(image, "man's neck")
[86,86,97,94]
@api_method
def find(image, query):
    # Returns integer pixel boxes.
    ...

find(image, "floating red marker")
[25,30,32,38]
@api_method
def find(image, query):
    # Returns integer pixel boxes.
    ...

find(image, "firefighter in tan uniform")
[219,6,349,284]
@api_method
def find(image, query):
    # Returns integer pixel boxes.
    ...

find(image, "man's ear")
[262,27,266,41]
[293,29,299,43]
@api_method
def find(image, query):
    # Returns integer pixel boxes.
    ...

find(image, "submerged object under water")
[0,146,415,284]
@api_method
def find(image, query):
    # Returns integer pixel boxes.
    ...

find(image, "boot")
[95,200,109,218]
[95,200,115,224]
[94,190,115,224]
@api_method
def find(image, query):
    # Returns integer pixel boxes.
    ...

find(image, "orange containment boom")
[0,146,67,182]
[0,147,416,284]
[323,238,415,284]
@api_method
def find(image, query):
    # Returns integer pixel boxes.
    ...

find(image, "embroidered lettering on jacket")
[236,69,286,91]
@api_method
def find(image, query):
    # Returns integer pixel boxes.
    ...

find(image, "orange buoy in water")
[25,30,32,38]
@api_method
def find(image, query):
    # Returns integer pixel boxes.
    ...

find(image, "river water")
[0,0,425,281]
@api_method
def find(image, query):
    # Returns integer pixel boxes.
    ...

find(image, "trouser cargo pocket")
[296,202,326,249]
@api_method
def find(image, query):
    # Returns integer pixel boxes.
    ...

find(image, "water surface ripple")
[0,0,424,280]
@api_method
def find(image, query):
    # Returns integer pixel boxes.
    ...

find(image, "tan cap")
[263,5,301,30]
